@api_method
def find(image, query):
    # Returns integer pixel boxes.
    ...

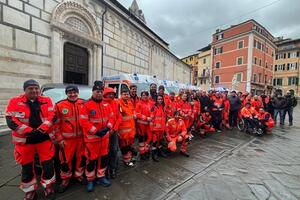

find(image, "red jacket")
[223,99,230,112]
[177,100,192,119]
[135,99,152,125]
[103,98,121,131]
[251,99,263,111]
[165,99,178,119]
[192,100,201,118]
[150,104,166,131]
[79,99,114,143]
[118,98,136,140]
[241,107,257,118]
[5,94,54,145]
[130,95,140,109]
[212,98,224,111]
[165,118,187,141]
[54,99,84,142]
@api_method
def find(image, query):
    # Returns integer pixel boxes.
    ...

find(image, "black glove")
[95,127,111,137]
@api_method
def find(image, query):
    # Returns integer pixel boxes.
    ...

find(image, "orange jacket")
[79,99,114,143]
[212,98,224,111]
[165,99,178,119]
[103,98,121,131]
[150,104,166,131]
[256,111,275,128]
[130,96,140,109]
[5,94,54,145]
[192,100,201,117]
[177,100,192,119]
[54,99,84,142]
[118,98,136,140]
[240,107,257,118]
[165,118,187,141]
[135,99,152,125]
[251,99,263,111]
[223,99,230,113]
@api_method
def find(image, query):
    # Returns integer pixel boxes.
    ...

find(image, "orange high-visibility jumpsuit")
[165,118,188,153]
[54,98,85,182]
[150,104,166,149]
[118,99,136,163]
[135,99,152,155]
[5,94,55,194]
[79,99,114,181]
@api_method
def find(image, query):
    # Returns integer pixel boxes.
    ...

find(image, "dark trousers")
[274,109,284,125]
[283,107,293,124]
[108,132,119,171]
[229,110,238,127]
[212,111,222,130]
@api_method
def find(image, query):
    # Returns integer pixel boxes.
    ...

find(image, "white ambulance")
[102,73,157,97]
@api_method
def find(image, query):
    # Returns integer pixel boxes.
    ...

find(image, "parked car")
[41,83,92,103]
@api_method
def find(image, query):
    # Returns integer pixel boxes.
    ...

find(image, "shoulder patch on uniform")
[90,110,96,115]
[62,108,69,114]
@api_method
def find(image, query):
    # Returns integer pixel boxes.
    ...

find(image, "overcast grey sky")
[118,0,300,58]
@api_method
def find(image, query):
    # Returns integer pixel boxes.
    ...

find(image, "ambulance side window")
[121,84,129,97]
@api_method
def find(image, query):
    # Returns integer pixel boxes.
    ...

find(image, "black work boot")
[152,149,159,162]
[158,148,168,158]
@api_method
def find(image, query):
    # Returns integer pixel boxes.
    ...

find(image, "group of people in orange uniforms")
[6,79,279,200]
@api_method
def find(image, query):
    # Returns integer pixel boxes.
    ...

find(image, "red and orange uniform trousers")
[222,99,230,128]
[54,99,85,182]
[166,118,188,153]
[79,99,114,181]
[150,104,166,150]
[135,100,152,155]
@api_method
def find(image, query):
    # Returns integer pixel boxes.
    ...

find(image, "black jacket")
[272,96,287,109]
[228,96,241,111]
[285,95,297,108]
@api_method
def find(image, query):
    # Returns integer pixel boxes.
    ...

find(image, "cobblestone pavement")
[0,107,300,200]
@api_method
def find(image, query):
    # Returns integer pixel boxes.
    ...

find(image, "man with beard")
[149,83,157,106]
[129,84,139,108]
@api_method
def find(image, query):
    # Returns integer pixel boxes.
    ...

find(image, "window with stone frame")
[288,77,299,85]
[216,61,221,68]
[215,75,220,83]
[236,73,242,82]
[238,40,244,49]
[236,57,243,65]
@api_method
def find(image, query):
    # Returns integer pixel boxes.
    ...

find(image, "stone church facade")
[0,0,191,117]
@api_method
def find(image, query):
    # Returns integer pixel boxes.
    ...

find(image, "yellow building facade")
[274,39,300,96]
[197,45,212,91]
[181,53,199,85]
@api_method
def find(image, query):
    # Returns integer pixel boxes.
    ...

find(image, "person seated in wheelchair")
[240,102,258,131]
[256,107,275,134]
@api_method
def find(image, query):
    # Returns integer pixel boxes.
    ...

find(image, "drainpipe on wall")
[101,6,107,78]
